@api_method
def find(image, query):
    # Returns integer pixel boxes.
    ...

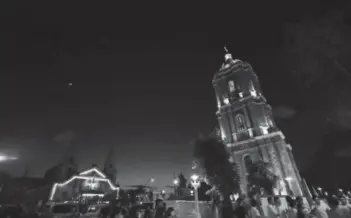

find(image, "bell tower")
[213,47,303,196]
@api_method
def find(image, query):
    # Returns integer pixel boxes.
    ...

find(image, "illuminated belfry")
[213,47,303,195]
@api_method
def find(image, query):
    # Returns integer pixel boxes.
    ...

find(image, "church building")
[213,48,303,196]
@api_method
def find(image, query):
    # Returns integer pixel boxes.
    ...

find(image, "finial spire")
[224,46,233,61]
[224,46,229,53]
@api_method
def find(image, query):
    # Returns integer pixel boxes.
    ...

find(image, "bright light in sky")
[0,154,17,162]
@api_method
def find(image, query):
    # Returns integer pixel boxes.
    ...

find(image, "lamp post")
[191,174,201,218]
[116,187,120,199]
[173,179,179,196]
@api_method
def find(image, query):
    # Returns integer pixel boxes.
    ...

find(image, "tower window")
[243,155,253,176]
[228,80,235,92]
[243,155,253,169]
[235,114,246,131]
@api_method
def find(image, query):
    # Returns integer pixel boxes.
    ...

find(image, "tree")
[177,173,187,189]
[246,160,278,196]
[198,181,212,201]
[193,136,240,217]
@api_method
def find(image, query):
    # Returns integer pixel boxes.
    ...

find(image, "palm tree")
[193,136,240,217]
[246,160,278,196]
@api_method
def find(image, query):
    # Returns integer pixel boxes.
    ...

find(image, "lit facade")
[213,49,303,196]
[49,167,119,203]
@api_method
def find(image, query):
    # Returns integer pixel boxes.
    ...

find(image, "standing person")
[143,206,153,218]
[234,196,248,218]
[114,207,124,218]
[165,207,176,218]
[108,200,119,218]
[296,196,309,218]
[248,199,261,218]
[274,197,283,218]
[154,200,166,218]
[128,206,144,218]
[311,196,329,218]
[340,196,351,210]
[267,196,279,218]
[284,196,298,218]
[327,197,351,218]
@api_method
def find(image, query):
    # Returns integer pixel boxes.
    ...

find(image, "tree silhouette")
[198,181,212,201]
[177,173,187,189]
[193,136,240,210]
[246,160,278,196]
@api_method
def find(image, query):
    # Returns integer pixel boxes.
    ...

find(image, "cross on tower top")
[224,46,229,53]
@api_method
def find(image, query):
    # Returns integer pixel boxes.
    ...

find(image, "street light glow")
[0,154,17,162]
[190,174,201,189]
[285,177,292,181]
[191,174,199,182]
[173,179,179,185]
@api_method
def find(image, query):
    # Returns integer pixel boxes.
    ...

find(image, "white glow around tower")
[0,154,17,162]
[260,126,269,134]
[223,98,229,104]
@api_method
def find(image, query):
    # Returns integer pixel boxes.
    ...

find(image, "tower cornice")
[216,95,267,113]
[212,61,252,83]
[226,131,286,149]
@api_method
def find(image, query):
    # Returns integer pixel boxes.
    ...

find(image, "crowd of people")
[99,193,351,218]
[100,199,176,218]
[3,193,351,218]
[233,194,351,218]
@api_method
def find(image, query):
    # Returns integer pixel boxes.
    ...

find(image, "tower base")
[227,131,303,196]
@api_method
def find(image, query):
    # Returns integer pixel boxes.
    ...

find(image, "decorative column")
[267,144,283,195]
[260,145,270,163]
[285,144,303,196]
[275,143,295,196]
[234,154,247,194]
[267,145,283,177]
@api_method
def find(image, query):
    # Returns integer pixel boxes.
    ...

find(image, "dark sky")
[1,1,349,189]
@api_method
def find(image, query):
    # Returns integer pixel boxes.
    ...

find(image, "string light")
[79,168,106,178]
[49,168,119,200]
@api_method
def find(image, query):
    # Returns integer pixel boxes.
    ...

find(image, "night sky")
[1,1,351,189]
